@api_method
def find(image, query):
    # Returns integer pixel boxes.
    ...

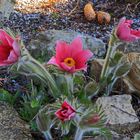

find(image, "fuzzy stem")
[74,128,83,140]
[43,131,52,140]
[100,32,119,79]
[17,47,59,97]
[65,74,74,94]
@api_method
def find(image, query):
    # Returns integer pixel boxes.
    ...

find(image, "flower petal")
[0,45,11,61]
[117,27,135,42]
[0,62,10,66]
[117,17,126,28]
[70,36,83,57]
[74,50,93,69]
[131,29,140,37]
[0,29,13,47]
[62,101,75,111]
[60,62,75,73]
[12,40,21,57]
[47,56,60,67]
[116,17,140,42]
[7,50,18,63]
[75,64,87,72]
[55,41,70,62]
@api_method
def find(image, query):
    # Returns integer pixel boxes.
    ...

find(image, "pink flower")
[0,29,20,66]
[47,37,93,73]
[87,114,100,124]
[116,17,140,42]
[55,101,76,121]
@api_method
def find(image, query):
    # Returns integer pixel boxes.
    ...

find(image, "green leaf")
[55,74,69,96]
[36,105,55,132]
[30,120,38,131]
[95,127,112,140]
[109,51,123,67]
[85,81,98,96]
[31,100,40,108]
[115,63,131,77]
[134,133,140,140]
[0,89,19,105]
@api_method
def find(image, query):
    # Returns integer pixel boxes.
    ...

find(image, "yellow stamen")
[64,57,76,67]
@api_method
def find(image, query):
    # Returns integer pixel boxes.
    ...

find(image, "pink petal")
[67,112,76,120]
[7,50,18,63]
[62,101,70,107]
[125,19,133,25]
[0,29,13,47]
[55,41,70,62]
[117,20,136,42]
[117,27,134,42]
[116,17,140,42]
[47,56,59,67]
[60,62,75,73]
[117,17,126,29]
[0,62,10,66]
[74,64,87,72]
[69,36,83,57]
[74,50,93,69]
[0,50,18,66]
[62,101,75,111]
[12,40,21,57]
[55,109,64,120]
[0,45,10,60]
[131,29,140,37]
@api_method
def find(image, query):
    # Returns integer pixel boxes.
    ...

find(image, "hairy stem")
[43,131,52,140]
[18,47,59,97]
[74,128,83,140]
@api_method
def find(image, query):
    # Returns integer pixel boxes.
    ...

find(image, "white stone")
[96,95,140,133]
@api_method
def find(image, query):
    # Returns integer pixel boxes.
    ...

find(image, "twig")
[68,0,81,16]
[134,1,140,11]
[123,3,133,15]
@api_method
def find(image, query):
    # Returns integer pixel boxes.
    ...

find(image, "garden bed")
[0,0,140,140]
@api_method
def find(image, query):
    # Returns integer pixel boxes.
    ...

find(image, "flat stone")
[0,102,32,140]
[28,30,106,62]
[96,95,140,134]
[84,131,131,140]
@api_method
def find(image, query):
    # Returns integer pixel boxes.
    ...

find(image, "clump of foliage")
[0,16,140,139]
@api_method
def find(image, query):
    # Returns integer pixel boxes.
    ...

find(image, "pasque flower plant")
[116,17,140,42]
[55,101,76,121]
[1,16,139,140]
[0,29,20,66]
[98,17,140,97]
[0,28,59,97]
[47,36,93,73]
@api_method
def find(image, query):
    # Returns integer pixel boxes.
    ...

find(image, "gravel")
[0,0,139,46]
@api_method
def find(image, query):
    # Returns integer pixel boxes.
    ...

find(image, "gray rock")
[0,102,32,140]
[86,131,131,140]
[0,0,15,19]
[27,30,106,62]
[96,95,140,134]
[118,40,140,53]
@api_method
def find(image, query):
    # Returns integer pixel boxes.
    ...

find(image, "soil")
[0,0,140,140]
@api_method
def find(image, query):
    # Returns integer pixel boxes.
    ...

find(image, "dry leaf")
[84,2,96,21]
[97,11,111,24]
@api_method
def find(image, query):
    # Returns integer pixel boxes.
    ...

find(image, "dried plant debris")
[84,2,96,21]
[14,0,68,14]
[96,11,111,24]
